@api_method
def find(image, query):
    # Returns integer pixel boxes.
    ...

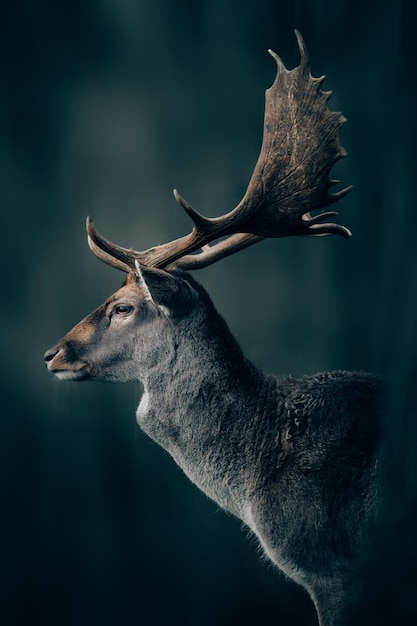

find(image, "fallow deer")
[44,32,382,626]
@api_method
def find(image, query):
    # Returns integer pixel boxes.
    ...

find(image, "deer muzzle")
[44,344,89,381]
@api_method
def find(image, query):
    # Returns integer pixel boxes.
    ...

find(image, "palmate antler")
[87,31,352,274]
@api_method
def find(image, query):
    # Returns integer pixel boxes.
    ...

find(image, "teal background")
[1,1,415,624]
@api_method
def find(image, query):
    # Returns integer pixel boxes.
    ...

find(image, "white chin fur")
[136,387,150,421]
[55,370,85,381]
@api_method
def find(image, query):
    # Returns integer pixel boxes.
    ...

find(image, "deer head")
[44,31,351,382]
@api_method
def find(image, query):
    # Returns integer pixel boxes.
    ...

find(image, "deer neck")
[136,312,262,436]
[135,310,272,515]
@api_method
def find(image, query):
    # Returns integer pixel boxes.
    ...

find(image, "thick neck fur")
[135,292,276,518]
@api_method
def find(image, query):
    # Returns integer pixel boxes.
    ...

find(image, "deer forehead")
[107,277,149,304]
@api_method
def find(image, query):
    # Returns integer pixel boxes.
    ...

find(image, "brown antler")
[87,30,351,274]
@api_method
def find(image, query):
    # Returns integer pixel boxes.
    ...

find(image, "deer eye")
[113,304,133,316]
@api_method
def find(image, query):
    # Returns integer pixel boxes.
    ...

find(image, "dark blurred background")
[1,0,416,624]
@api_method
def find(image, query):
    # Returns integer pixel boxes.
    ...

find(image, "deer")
[44,32,382,626]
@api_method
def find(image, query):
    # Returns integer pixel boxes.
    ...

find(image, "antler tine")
[172,233,263,271]
[173,189,216,235]
[87,217,136,272]
[294,29,309,72]
[87,31,352,275]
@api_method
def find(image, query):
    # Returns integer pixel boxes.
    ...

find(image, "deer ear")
[134,261,156,304]
[133,261,196,319]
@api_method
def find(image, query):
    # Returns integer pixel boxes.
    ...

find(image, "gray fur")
[45,268,383,626]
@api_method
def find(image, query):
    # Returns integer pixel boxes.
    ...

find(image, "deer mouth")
[44,346,90,381]
[53,368,89,381]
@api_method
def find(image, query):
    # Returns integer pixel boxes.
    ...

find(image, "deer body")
[46,269,381,625]
[45,33,382,625]
[131,279,381,621]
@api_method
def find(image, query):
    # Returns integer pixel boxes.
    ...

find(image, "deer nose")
[44,347,60,364]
